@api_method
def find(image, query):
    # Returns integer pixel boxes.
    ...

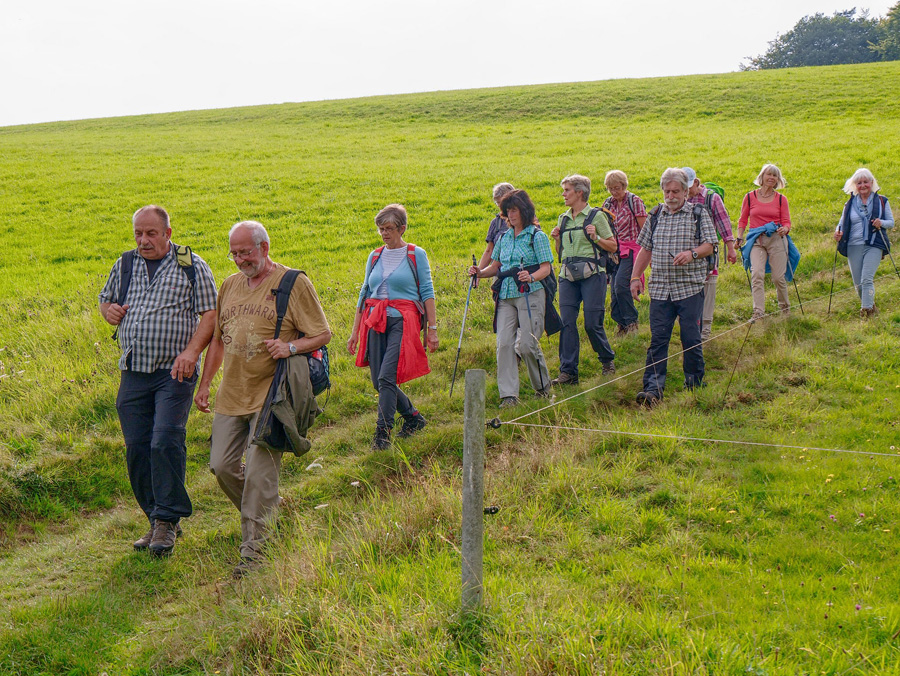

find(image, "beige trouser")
[210,412,282,559]
[701,274,717,341]
[496,290,550,398]
[750,234,790,313]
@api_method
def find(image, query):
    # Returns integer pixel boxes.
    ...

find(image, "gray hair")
[229,220,270,246]
[753,163,787,189]
[660,168,690,192]
[561,174,591,201]
[492,182,515,202]
[604,170,628,190]
[843,168,880,195]
[375,204,408,230]
[133,205,170,229]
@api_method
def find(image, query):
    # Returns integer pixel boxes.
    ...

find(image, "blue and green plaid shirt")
[491,225,554,299]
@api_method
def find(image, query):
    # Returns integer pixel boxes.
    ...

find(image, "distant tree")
[741,8,883,70]
[870,1,900,61]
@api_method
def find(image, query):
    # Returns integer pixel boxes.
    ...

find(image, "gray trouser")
[210,412,282,559]
[701,274,717,341]
[496,290,550,398]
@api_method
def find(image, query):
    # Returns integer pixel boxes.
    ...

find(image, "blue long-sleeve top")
[356,245,436,318]
[836,194,894,246]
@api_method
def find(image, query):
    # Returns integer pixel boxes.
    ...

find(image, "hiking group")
[98,165,893,577]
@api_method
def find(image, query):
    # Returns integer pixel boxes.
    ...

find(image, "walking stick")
[877,229,900,281]
[449,255,477,397]
[782,235,804,315]
[827,243,839,315]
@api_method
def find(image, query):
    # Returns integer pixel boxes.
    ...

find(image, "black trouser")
[116,369,196,524]
[610,253,639,328]
[367,316,417,430]
[558,272,615,377]
[642,291,704,395]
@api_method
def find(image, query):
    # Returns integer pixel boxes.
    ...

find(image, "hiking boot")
[232,556,262,579]
[499,396,520,408]
[615,324,628,337]
[397,412,427,438]
[636,391,662,407]
[860,308,869,319]
[601,361,616,376]
[372,426,392,450]
[134,522,182,551]
[871,303,878,316]
[550,372,578,386]
[535,386,552,399]
[625,322,639,336]
[148,520,178,557]
[750,309,765,321]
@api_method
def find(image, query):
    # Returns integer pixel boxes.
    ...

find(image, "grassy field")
[1,60,900,674]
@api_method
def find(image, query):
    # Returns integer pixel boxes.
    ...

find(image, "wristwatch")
[691,250,698,259]
[289,343,297,355]
[428,324,438,331]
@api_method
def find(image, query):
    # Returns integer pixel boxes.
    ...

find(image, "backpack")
[648,203,718,273]
[557,207,619,274]
[361,244,426,342]
[837,194,889,258]
[111,245,196,341]
[703,182,725,200]
[272,269,331,397]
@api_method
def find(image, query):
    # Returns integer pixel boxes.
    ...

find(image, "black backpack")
[648,203,718,273]
[272,270,331,397]
[557,207,619,275]
[111,245,197,341]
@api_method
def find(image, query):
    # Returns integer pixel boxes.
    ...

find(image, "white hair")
[492,182,515,202]
[843,168,880,195]
[229,220,270,246]
[660,168,689,192]
[132,205,170,229]
[753,164,787,189]
[561,174,591,201]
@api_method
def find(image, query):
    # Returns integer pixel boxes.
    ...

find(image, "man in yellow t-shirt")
[195,220,331,578]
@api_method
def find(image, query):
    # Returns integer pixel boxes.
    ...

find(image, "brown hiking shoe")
[625,322,639,336]
[134,522,182,551]
[148,520,178,557]
[233,556,262,579]
[550,372,578,386]
[601,361,616,376]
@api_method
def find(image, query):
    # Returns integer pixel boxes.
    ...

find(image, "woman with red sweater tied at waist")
[348,204,439,450]
[737,164,793,319]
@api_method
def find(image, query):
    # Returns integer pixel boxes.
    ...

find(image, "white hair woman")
[833,168,894,317]
[348,204,439,449]
[737,163,793,319]
[477,182,516,269]
[603,170,647,335]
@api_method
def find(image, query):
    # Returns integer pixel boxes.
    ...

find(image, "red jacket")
[355,299,430,384]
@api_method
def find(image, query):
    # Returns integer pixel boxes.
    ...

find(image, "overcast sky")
[0,0,894,128]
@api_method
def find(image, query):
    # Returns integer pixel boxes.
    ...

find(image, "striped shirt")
[491,225,554,299]
[603,192,647,243]
[99,243,218,373]
[636,201,717,301]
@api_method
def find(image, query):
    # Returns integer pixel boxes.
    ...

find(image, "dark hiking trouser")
[367,316,417,430]
[610,253,639,328]
[558,273,615,376]
[642,291,705,395]
[116,368,196,524]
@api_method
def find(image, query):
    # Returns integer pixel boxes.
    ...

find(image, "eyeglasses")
[227,244,259,261]
[377,225,398,234]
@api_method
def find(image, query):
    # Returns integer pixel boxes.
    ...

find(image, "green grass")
[1,60,900,674]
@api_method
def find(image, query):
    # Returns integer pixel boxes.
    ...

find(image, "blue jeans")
[642,292,704,395]
[558,272,615,376]
[366,316,417,430]
[116,369,196,524]
[847,244,882,309]
[610,253,639,328]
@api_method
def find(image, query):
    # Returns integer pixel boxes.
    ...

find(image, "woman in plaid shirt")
[469,190,553,408]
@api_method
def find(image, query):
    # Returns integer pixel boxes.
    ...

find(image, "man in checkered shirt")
[99,205,218,555]
[629,169,716,406]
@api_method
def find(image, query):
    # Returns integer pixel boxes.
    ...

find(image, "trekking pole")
[827,243,839,315]
[723,321,753,405]
[782,235,804,315]
[877,229,900,281]
[450,255,477,397]
[519,258,546,392]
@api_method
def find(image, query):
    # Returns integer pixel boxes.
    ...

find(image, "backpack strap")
[117,250,136,306]
[271,269,301,340]
[174,244,197,287]
[405,243,420,296]
[648,204,663,249]
[692,204,705,243]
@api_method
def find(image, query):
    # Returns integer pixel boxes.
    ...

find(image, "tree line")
[741,3,900,70]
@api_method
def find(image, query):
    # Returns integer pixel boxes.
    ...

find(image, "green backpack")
[703,182,725,200]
